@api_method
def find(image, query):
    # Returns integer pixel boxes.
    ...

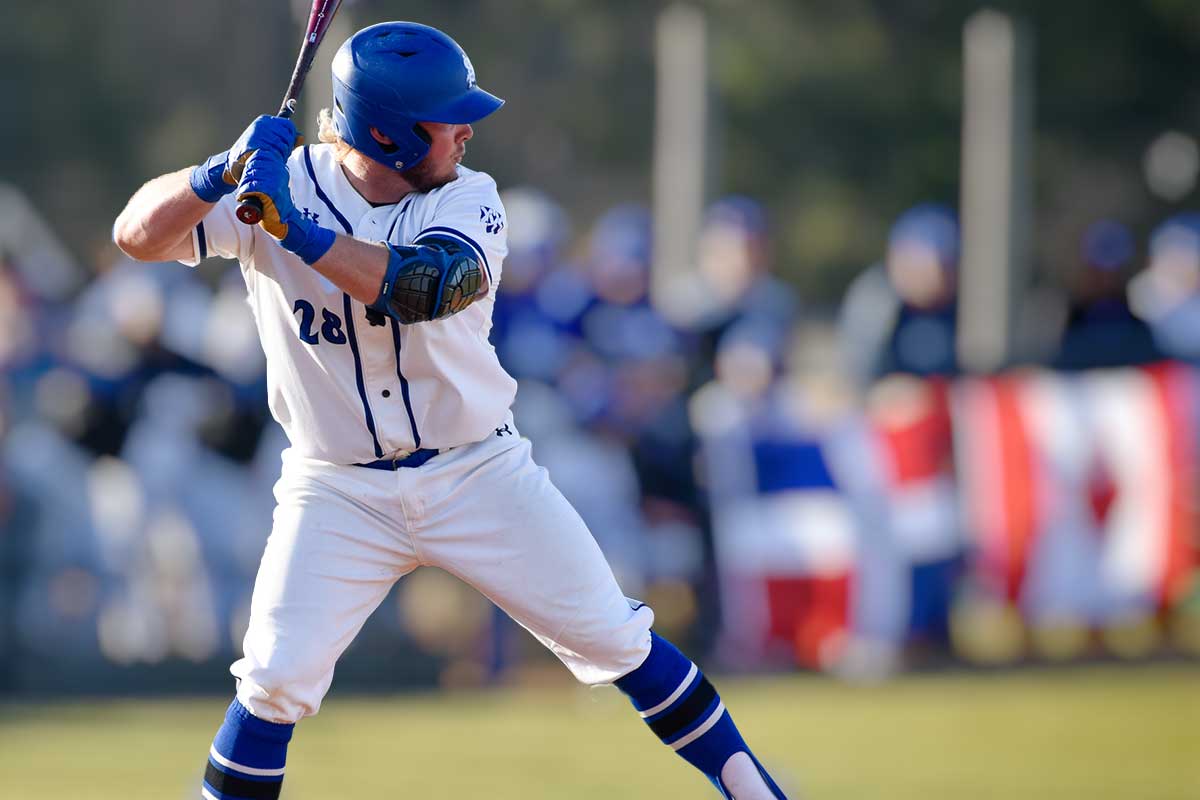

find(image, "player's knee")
[555,600,655,685]
[232,652,332,724]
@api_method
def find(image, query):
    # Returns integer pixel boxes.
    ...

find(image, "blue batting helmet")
[331,22,504,172]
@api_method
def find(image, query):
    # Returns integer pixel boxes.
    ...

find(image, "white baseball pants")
[231,420,655,723]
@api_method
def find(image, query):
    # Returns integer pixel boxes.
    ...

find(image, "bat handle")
[235,196,265,225]
[235,100,299,225]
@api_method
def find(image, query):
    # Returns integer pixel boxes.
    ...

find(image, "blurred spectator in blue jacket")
[567,204,691,435]
[490,187,585,385]
[0,379,36,691]
[692,196,797,360]
[838,203,960,389]
[1051,220,1165,370]
[1129,212,1200,362]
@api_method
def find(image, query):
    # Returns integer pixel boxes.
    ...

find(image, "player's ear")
[369,126,394,146]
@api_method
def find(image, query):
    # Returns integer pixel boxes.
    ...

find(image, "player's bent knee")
[553,600,655,686]
[231,656,333,724]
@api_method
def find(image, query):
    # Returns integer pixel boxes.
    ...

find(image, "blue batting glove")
[235,149,335,265]
[189,115,300,203]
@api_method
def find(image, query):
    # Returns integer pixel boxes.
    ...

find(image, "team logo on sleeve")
[480,205,505,234]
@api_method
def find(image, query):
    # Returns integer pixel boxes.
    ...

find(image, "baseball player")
[113,21,788,800]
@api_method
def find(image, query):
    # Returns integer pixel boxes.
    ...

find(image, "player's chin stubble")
[402,157,457,193]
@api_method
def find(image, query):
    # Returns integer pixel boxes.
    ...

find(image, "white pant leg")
[233,455,418,723]
[411,434,654,685]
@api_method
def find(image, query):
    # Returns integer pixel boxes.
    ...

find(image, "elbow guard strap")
[367,235,488,324]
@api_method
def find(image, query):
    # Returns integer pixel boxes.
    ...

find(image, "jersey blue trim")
[414,225,492,283]
[303,145,383,459]
[303,146,354,235]
[344,293,384,459]
[381,196,422,449]
[385,195,417,242]
[389,318,422,448]
[196,222,207,260]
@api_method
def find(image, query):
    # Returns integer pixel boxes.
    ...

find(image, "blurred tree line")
[2,0,1199,303]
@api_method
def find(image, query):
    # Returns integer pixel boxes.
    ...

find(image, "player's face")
[403,122,473,191]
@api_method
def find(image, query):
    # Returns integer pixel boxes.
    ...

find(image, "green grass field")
[1,664,1196,799]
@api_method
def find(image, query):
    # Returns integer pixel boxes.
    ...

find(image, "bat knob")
[236,196,265,225]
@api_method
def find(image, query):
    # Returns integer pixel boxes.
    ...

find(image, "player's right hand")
[189,116,300,204]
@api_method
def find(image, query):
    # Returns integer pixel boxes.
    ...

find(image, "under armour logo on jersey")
[480,205,504,234]
[495,424,513,437]
[299,207,320,224]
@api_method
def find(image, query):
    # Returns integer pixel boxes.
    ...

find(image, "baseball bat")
[235,0,345,225]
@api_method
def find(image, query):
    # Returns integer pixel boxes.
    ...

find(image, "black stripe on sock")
[648,675,719,741]
[204,761,283,800]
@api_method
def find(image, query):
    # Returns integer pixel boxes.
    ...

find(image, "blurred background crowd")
[2,0,1200,696]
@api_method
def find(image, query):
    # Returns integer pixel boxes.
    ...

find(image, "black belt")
[355,448,440,470]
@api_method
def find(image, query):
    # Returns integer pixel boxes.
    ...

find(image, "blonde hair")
[316,108,353,161]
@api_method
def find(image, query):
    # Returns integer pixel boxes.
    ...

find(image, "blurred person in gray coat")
[838,203,960,390]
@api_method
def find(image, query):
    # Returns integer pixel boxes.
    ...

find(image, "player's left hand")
[237,150,335,265]
[189,115,300,203]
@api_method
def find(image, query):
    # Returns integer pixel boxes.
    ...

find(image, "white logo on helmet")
[463,52,476,87]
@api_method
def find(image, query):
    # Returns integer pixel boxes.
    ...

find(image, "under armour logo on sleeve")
[495,424,513,437]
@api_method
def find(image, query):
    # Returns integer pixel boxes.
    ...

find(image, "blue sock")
[615,633,788,799]
[202,699,294,800]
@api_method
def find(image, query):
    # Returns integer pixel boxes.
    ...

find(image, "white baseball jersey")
[176,145,653,726]
[182,143,518,463]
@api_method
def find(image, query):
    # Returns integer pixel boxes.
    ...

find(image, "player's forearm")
[308,235,390,305]
[113,168,212,262]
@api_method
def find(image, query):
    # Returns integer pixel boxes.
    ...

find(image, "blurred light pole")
[652,3,710,327]
[958,10,1034,372]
